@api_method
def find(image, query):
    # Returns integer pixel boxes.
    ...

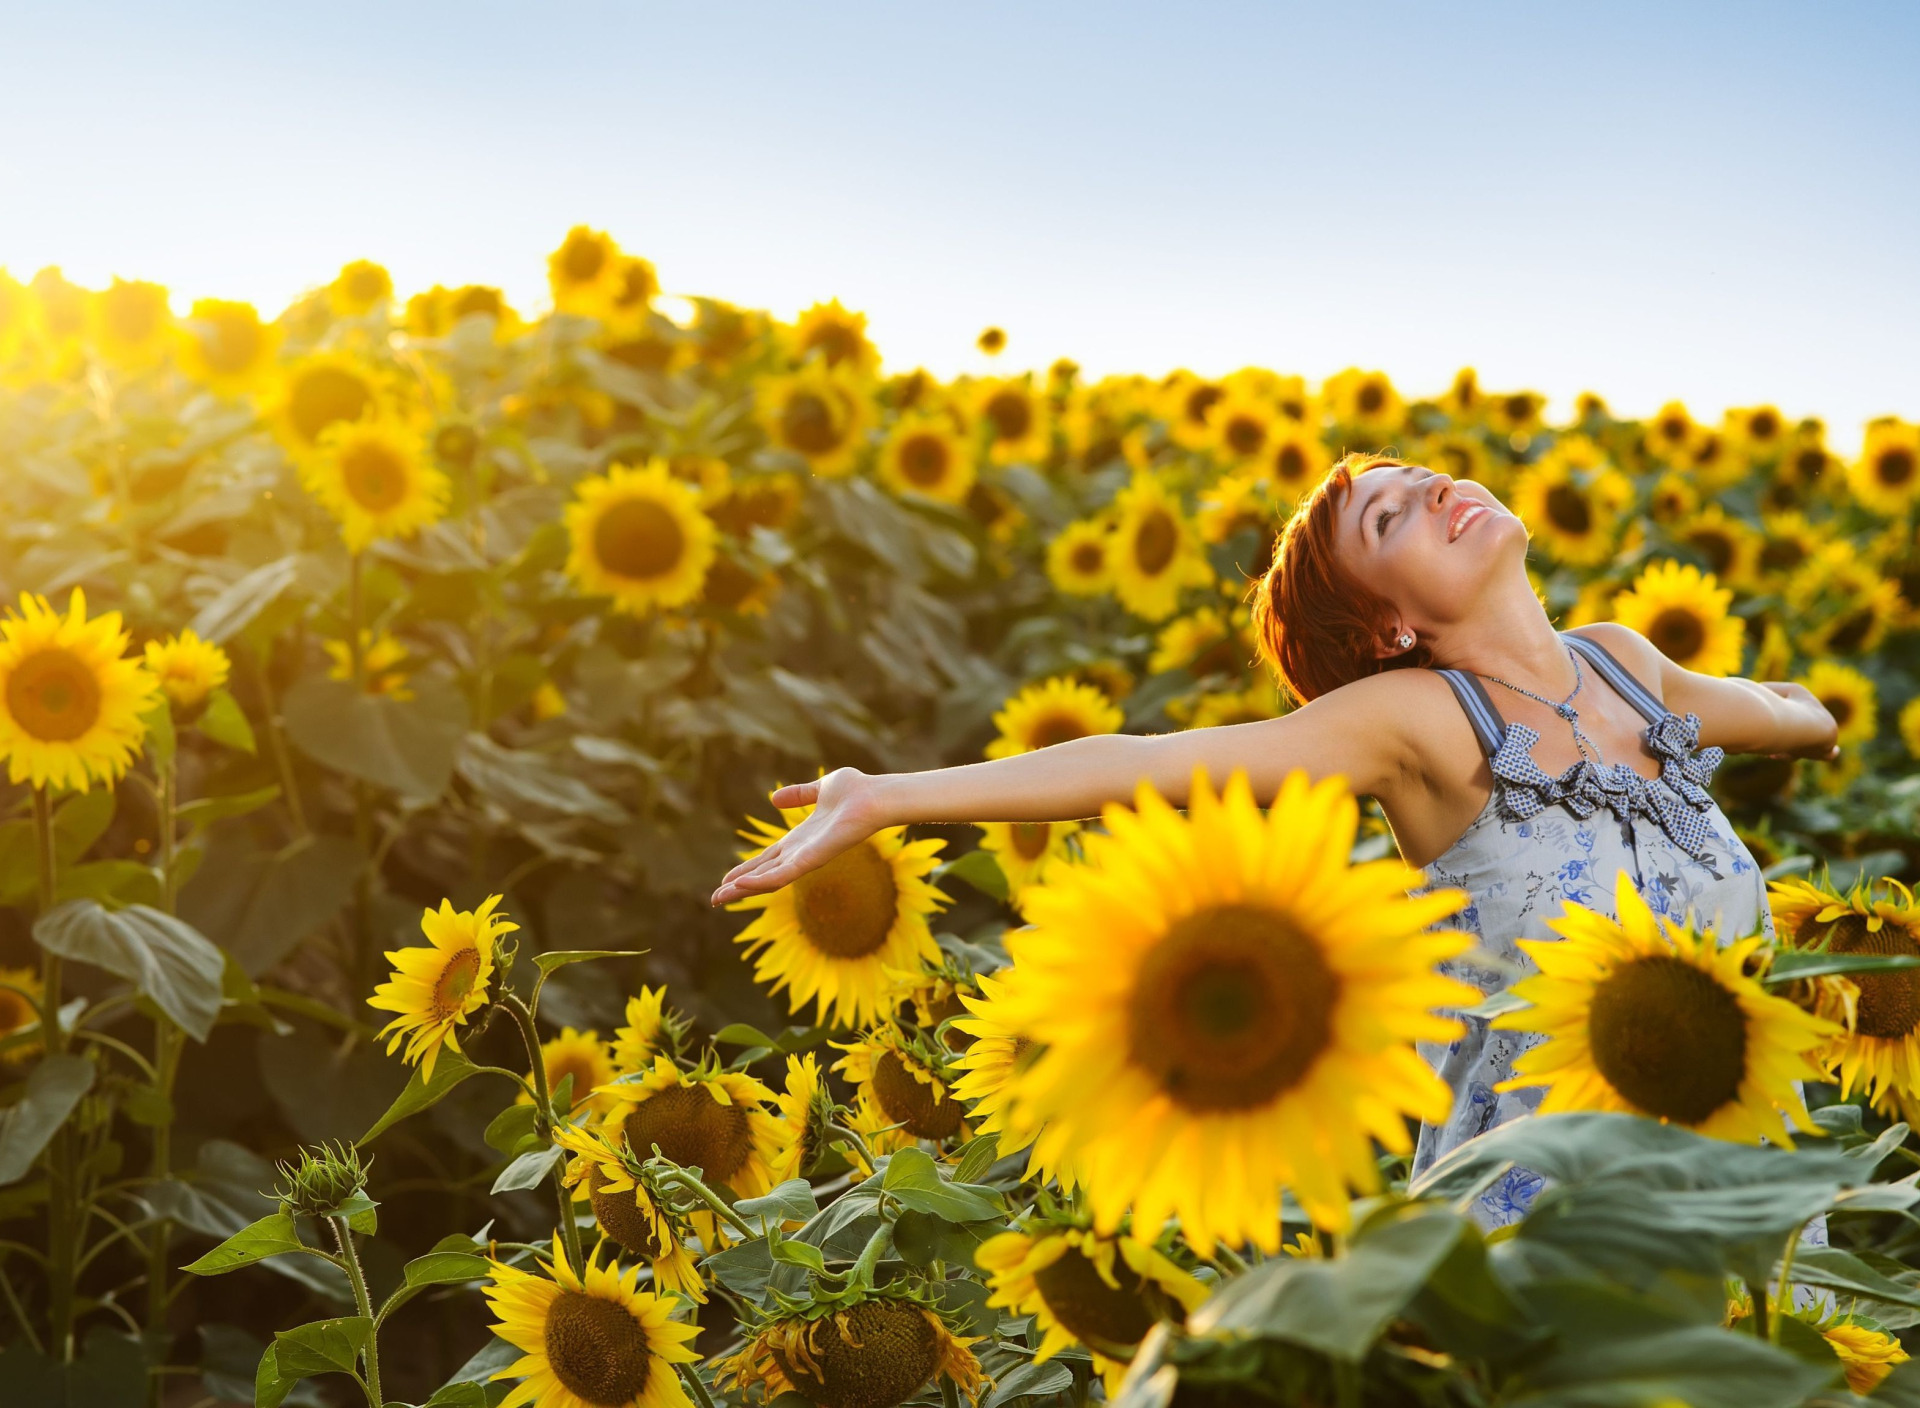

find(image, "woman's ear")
[1373,623,1412,660]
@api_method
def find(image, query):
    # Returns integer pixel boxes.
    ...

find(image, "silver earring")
[1396,633,1414,650]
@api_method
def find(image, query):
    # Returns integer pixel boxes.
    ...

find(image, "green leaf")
[151,1142,352,1302]
[34,900,226,1041]
[122,1084,174,1127]
[712,1022,779,1048]
[770,1238,826,1273]
[735,1179,820,1227]
[189,556,300,643]
[491,1145,563,1194]
[339,1191,379,1236]
[180,1212,311,1277]
[891,1209,1005,1269]
[483,1103,542,1155]
[880,1147,1003,1222]
[254,1343,296,1408]
[282,673,470,801]
[951,1135,1000,1186]
[936,848,1010,902]
[54,859,161,908]
[0,790,118,906]
[196,687,258,753]
[401,1250,489,1290]
[359,1048,494,1145]
[1764,949,1920,984]
[271,1316,371,1379]
[982,1361,1074,1408]
[420,1384,491,1408]
[533,949,645,974]
[0,1055,95,1184]
[1783,1246,1920,1310]
[456,733,629,825]
[176,785,282,830]
[179,832,364,978]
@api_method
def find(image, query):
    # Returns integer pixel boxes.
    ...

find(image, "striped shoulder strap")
[1562,632,1666,723]
[1434,668,1506,758]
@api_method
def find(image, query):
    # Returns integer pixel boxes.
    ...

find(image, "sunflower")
[1001,768,1476,1245]
[1109,471,1213,621]
[950,971,1069,1180]
[1262,426,1332,506]
[327,260,393,318]
[1484,388,1546,441]
[0,966,45,1066]
[984,676,1124,760]
[1770,423,1840,506]
[1850,420,1920,517]
[1903,697,1920,761]
[301,417,449,552]
[0,269,28,361]
[1045,519,1114,597]
[1195,471,1269,545]
[87,277,172,371]
[1727,1290,1911,1395]
[710,472,802,538]
[1789,544,1904,656]
[598,1055,782,1202]
[1494,872,1834,1144]
[1645,472,1698,526]
[1208,390,1279,467]
[1797,661,1877,749]
[1149,607,1247,679]
[1770,876,1920,1104]
[324,631,413,699]
[521,1028,618,1120]
[367,896,515,1081]
[976,819,1081,905]
[1609,560,1745,676]
[613,987,681,1076]
[1723,405,1788,463]
[1322,367,1403,441]
[767,1052,835,1184]
[175,299,281,396]
[791,299,878,376]
[975,1223,1208,1395]
[1643,400,1700,464]
[660,454,732,508]
[549,226,627,319]
[486,1234,699,1408]
[565,461,717,615]
[877,414,974,505]
[0,589,156,793]
[1418,432,1495,494]
[1183,679,1286,730]
[977,326,1007,355]
[756,365,871,477]
[271,352,387,459]
[143,629,229,713]
[1754,510,1828,583]
[1156,373,1227,452]
[1673,504,1759,587]
[1438,367,1481,421]
[975,376,1050,466]
[728,803,948,1029]
[553,1122,704,1302]
[1509,437,1631,566]
[721,1292,985,1408]
[834,1026,968,1145]
[30,268,88,351]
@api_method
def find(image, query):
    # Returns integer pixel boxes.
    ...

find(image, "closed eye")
[1374,504,1399,538]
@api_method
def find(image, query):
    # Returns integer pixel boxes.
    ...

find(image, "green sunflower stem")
[34,786,77,1362]
[503,994,586,1276]
[657,1170,756,1243]
[1744,1279,1772,1340]
[848,1221,892,1290]
[677,1363,719,1408]
[1771,1221,1809,1342]
[940,1372,960,1408]
[146,758,185,1398]
[329,1215,383,1407]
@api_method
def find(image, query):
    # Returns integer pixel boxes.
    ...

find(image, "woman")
[709,452,1839,1223]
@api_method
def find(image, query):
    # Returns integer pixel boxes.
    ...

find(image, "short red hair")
[1251,452,1433,703]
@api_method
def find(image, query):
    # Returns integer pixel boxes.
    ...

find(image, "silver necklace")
[1479,645,1606,766]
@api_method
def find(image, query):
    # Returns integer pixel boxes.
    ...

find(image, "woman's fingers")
[769,780,820,808]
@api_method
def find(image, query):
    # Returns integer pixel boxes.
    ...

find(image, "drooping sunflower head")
[791,298,878,376]
[977,818,1082,906]
[328,260,394,319]
[1850,419,1920,517]
[175,298,282,397]
[553,1122,706,1303]
[1002,767,1478,1246]
[613,986,686,1075]
[755,365,872,477]
[600,1055,782,1201]
[0,589,157,793]
[1726,1289,1910,1395]
[728,802,948,1029]
[768,1052,837,1184]
[271,352,388,458]
[1110,471,1213,622]
[1772,876,1920,1103]
[300,416,449,553]
[1609,559,1745,676]
[88,277,173,371]
[486,1234,700,1408]
[984,676,1125,760]
[975,376,1051,466]
[549,226,626,318]
[1797,661,1878,750]
[722,1293,985,1408]
[1045,518,1114,597]
[0,965,45,1066]
[142,628,230,713]
[367,895,515,1082]
[564,460,718,616]
[878,414,974,504]
[1496,870,1836,1144]
[834,1024,969,1146]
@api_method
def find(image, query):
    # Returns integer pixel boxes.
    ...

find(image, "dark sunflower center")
[594,499,686,580]
[1355,381,1385,416]
[430,947,482,1018]
[1587,954,1747,1124]
[0,989,32,1032]
[1827,608,1875,654]
[543,1289,653,1407]
[1026,711,1092,750]
[1274,443,1308,483]
[339,441,411,512]
[805,324,863,368]
[1759,538,1806,574]
[899,433,951,486]
[562,233,610,284]
[1184,385,1224,425]
[1128,902,1339,1111]
[1693,435,1723,468]
[289,366,374,445]
[1544,484,1593,535]
[1504,393,1534,422]
[773,1302,942,1408]
[1826,915,1920,1041]
[1750,410,1780,440]
[1133,510,1178,575]
[780,391,844,456]
[1069,542,1104,574]
[1032,1245,1158,1352]
[1794,447,1827,480]
[1876,447,1916,488]
[703,556,759,609]
[1225,415,1266,456]
[200,311,264,374]
[1646,607,1707,663]
[1685,529,1734,576]
[791,842,899,959]
[622,1083,753,1184]
[433,424,478,467]
[587,1168,668,1261]
[1010,821,1053,861]
[1658,416,1689,445]
[985,391,1034,442]
[871,1050,964,1140]
[7,648,102,743]
[1821,694,1854,727]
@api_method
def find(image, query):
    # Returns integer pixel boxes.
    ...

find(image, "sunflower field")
[1,229,1919,1408]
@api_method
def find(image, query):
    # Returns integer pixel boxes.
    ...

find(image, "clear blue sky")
[3,1,1914,449]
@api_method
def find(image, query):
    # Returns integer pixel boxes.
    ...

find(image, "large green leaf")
[0,1055,95,1184]
[1782,1246,1920,1310]
[0,788,116,906]
[881,1148,1004,1223]
[180,1211,312,1276]
[282,672,470,801]
[179,831,363,977]
[194,688,258,753]
[188,555,300,643]
[34,900,226,1041]
[491,1145,563,1194]
[270,1315,371,1382]
[360,1047,498,1145]
[455,732,629,825]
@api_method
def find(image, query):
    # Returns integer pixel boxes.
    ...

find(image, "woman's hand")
[709,768,885,906]
[1755,680,1842,761]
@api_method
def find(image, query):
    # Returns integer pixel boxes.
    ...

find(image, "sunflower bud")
[275,1141,371,1219]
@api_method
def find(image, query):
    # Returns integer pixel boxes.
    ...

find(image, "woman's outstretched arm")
[708,672,1422,906]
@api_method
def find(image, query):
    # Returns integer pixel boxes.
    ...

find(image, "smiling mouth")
[1448,501,1488,542]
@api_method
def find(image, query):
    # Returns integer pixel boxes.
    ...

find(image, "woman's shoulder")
[1563,622,1668,703]
[1304,668,1488,762]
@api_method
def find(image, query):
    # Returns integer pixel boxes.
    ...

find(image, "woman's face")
[1336,463,1527,646]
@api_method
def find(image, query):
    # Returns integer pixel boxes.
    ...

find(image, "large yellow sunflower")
[975,1224,1208,1395]
[565,461,718,615]
[1797,661,1877,749]
[598,1055,782,1202]
[790,298,879,376]
[549,226,627,319]
[1262,425,1332,506]
[1770,876,1920,1104]
[1674,504,1759,588]
[1609,560,1745,676]
[1849,420,1920,517]
[0,589,156,792]
[1001,768,1477,1246]
[1109,472,1213,621]
[143,629,230,713]
[1494,871,1834,1145]
[1643,401,1701,464]
[485,1234,699,1408]
[984,676,1125,760]
[271,352,388,459]
[721,1294,985,1408]
[328,260,394,319]
[1723,404,1789,463]
[728,804,947,1028]
[88,277,173,371]
[175,298,281,397]
[301,417,449,553]
[1209,390,1278,467]
[0,965,45,1066]
[833,1025,968,1146]
[975,376,1051,466]
[1322,367,1404,441]
[877,414,974,505]
[976,818,1081,905]
[1045,518,1114,597]
[367,896,515,1081]
[553,1122,705,1302]
[1509,438,1632,566]
[756,365,871,477]
[521,1028,618,1120]
[1157,372,1227,452]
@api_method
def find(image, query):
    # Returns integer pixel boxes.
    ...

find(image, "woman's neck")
[1426,581,1576,693]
